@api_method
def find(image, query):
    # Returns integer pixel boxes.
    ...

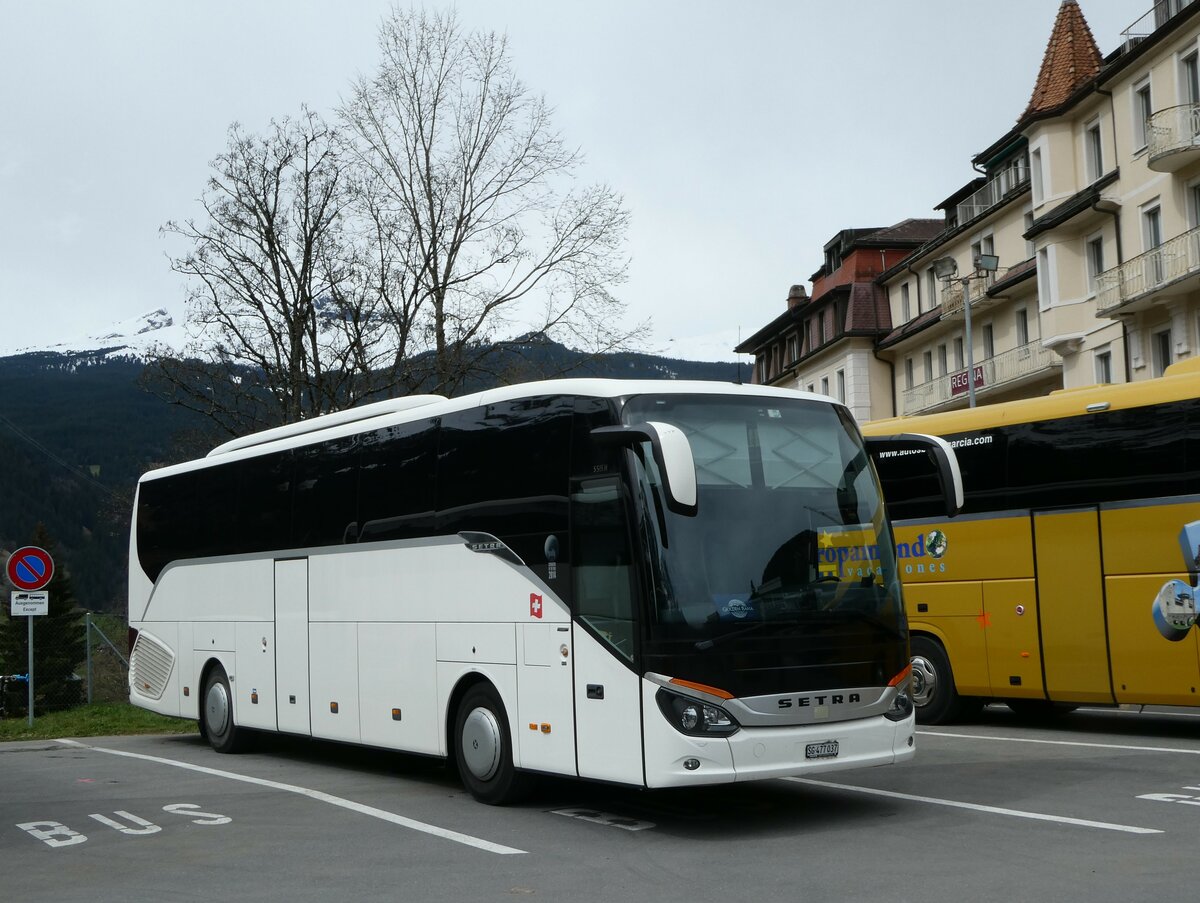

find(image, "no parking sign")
[7,546,54,592]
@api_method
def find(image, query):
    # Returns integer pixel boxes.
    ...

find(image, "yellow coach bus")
[862,357,1200,723]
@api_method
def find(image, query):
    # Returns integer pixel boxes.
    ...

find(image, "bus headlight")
[655,689,740,736]
[884,664,914,722]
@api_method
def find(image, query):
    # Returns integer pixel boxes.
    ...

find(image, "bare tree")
[151,110,403,435]
[340,6,638,395]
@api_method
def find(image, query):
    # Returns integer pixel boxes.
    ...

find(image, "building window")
[1143,203,1164,285]
[787,334,799,364]
[954,336,964,370]
[937,343,948,376]
[1037,247,1053,310]
[818,312,826,345]
[1188,180,1200,229]
[806,382,816,394]
[1024,210,1036,259]
[1133,76,1153,150]
[1015,308,1029,346]
[925,269,938,313]
[901,283,911,322]
[1153,329,1173,377]
[1085,119,1103,183]
[923,351,933,383]
[836,368,846,403]
[757,357,767,384]
[904,358,914,390]
[1182,47,1199,105]
[1031,148,1044,205]
[1086,233,1105,296]
[1094,345,1113,384]
[820,376,829,396]
[983,322,995,360]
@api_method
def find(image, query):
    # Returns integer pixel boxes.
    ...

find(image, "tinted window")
[437,396,571,563]
[357,419,437,542]
[236,451,294,553]
[191,462,241,558]
[876,429,1009,520]
[137,472,197,580]
[1007,401,1193,508]
[293,436,360,546]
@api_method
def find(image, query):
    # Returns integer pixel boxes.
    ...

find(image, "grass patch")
[0,702,198,742]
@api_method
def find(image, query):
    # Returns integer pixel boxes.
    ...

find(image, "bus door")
[1104,501,1200,705]
[569,473,646,785]
[1033,508,1114,704]
[274,557,311,735]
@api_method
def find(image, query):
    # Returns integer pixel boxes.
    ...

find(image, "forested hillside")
[0,345,749,614]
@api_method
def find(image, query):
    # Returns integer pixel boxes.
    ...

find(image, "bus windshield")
[621,394,904,694]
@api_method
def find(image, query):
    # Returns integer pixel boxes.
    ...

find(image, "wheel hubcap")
[910,656,938,707]
[206,680,230,735]
[461,707,502,781]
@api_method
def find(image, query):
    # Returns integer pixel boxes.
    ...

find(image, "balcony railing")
[1147,103,1200,170]
[955,165,1030,226]
[1121,0,1196,52]
[1095,224,1200,316]
[938,267,1017,317]
[899,341,1061,415]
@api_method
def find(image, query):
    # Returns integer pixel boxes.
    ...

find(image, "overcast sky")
[0,1,1146,359]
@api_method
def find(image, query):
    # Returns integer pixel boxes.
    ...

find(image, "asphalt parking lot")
[3,705,1199,903]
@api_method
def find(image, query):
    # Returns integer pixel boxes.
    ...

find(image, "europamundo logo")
[818,530,950,578]
[897,531,948,575]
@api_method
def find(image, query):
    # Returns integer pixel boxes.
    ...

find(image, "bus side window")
[1006,402,1191,508]
[436,397,571,564]
[293,435,360,547]
[235,450,293,554]
[357,419,438,542]
[572,476,636,661]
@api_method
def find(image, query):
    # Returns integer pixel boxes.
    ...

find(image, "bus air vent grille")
[131,633,175,700]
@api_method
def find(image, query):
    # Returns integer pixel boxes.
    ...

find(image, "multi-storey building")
[742,1,1200,418]
[734,220,942,422]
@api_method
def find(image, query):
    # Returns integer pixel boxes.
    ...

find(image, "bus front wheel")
[454,684,532,805]
[910,636,962,725]
[201,666,249,754]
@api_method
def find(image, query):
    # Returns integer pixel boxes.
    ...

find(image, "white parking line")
[784,777,1162,834]
[920,730,1200,756]
[54,739,525,855]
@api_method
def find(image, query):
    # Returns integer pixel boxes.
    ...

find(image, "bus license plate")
[805,740,839,760]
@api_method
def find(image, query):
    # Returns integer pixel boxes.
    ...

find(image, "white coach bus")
[129,379,959,803]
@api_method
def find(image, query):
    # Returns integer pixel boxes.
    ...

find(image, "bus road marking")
[54,739,526,855]
[783,777,1162,834]
[551,808,655,831]
[919,730,1200,756]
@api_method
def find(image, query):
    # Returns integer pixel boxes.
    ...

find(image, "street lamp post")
[932,254,999,409]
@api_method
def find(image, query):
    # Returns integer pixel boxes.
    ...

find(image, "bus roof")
[862,356,1200,437]
[142,378,836,482]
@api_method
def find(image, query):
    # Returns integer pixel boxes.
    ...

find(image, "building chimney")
[787,284,808,309]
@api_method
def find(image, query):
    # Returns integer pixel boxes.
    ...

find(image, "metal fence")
[0,610,128,720]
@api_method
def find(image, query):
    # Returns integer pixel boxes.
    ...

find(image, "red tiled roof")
[1021,0,1102,122]
[845,283,892,332]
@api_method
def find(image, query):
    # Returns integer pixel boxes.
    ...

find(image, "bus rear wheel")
[202,666,249,754]
[454,684,532,805]
[910,636,962,725]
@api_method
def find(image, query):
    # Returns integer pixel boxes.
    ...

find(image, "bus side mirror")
[864,432,964,518]
[591,421,698,516]
[1151,520,1200,641]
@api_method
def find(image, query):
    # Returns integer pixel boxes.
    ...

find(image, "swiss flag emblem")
[530,593,543,619]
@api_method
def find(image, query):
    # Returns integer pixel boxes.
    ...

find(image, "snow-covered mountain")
[0,307,751,366]
[0,307,187,360]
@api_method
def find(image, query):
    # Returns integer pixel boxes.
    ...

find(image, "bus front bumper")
[643,709,916,789]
